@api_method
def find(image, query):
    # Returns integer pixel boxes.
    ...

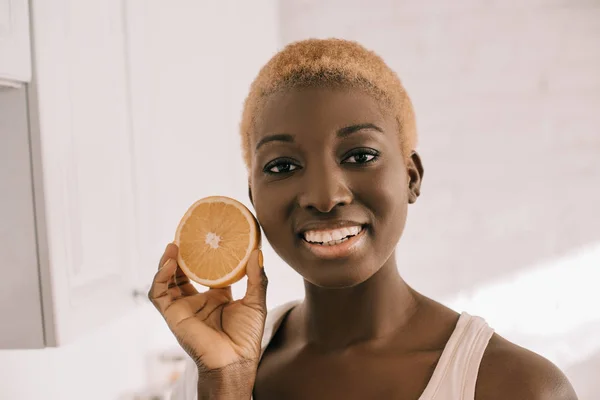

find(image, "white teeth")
[324,237,349,246]
[303,225,363,245]
[347,226,361,236]
[330,230,345,241]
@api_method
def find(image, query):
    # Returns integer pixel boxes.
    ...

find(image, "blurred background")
[1,0,598,399]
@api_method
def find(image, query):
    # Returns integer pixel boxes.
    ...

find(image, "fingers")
[241,249,268,311]
[149,257,179,312]
[207,285,233,301]
[158,243,179,270]
[171,267,197,298]
[150,243,239,316]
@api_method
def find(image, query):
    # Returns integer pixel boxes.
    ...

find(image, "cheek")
[377,186,408,232]
[368,160,408,203]
[252,181,291,239]
[360,162,409,233]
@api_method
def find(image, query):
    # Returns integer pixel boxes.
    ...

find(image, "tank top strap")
[260,300,301,357]
[419,312,494,400]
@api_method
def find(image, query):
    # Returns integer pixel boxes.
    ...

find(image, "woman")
[149,39,578,399]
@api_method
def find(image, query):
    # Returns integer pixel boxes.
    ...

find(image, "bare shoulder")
[475,333,578,400]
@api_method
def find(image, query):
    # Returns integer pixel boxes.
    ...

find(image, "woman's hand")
[148,243,268,397]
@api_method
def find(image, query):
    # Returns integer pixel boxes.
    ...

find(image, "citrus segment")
[174,196,261,288]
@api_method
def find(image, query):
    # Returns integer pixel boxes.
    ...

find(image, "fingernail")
[162,258,173,269]
[258,250,263,269]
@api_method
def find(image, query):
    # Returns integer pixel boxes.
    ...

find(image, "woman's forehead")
[253,87,392,139]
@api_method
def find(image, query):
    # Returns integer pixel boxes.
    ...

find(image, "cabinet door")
[30,0,137,346]
[123,0,290,303]
[0,0,31,83]
[124,0,247,291]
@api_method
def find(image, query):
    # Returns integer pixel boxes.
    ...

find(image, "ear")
[248,183,254,207]
[407,151,424,204]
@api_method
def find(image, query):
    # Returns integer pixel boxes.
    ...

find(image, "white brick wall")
[278,1,600,397]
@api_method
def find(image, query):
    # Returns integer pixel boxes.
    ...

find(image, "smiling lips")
[300,225,367,259]
[303,225,363,246]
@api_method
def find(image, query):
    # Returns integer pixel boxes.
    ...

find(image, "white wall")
[0,1,279,399]
[278,0,600,398]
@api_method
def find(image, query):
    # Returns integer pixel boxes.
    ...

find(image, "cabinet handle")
[132,286,151,301]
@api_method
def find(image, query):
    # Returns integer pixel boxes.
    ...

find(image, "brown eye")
[346,153,374,163]
[342,149,379,165]
[264,159,301,174]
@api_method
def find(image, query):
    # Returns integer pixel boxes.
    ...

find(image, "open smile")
[299,225,368,259]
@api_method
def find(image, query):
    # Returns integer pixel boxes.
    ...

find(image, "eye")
[264,158,301,174]
[342,149,379,165]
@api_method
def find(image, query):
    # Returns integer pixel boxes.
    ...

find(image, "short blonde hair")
[240,38,417,170]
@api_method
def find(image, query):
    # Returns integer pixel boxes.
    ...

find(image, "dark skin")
[149,86,577,399]
[247,87,578,399]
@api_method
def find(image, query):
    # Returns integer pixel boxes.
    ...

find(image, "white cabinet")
[123,0,280,294]
[31,0,139,346]
[0,0,138,348]
[1,0,281,349]
[0,0,32,84]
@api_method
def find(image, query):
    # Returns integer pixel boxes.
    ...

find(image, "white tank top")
[170,301,494,400]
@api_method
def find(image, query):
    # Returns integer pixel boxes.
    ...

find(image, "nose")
[298,165,353,213]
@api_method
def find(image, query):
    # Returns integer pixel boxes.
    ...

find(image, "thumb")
[242,249,268,311]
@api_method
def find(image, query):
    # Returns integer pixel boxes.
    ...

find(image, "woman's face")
[249,87,422,288]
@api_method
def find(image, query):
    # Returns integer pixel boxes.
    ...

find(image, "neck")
[299,253,420,351]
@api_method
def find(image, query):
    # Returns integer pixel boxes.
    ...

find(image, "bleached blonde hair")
[240,38,417,170]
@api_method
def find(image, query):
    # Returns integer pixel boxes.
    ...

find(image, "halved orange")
[174,196,261,288]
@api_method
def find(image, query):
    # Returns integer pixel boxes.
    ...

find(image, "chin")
[300,262,379,289]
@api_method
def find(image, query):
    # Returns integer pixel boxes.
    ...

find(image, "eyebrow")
[337,123,384,137]
[255,123,384,151]
[255,133,295,151]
